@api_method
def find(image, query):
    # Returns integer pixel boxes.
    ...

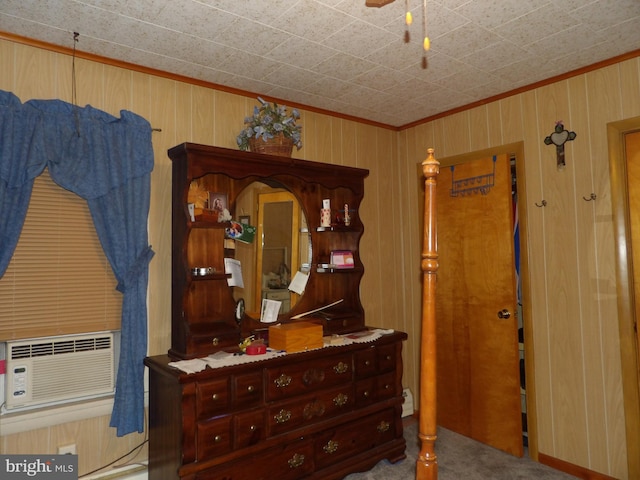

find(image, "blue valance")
[0,90,154,436]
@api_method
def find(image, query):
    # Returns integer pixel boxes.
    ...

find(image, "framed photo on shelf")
[239,215,251,225]
[208,192,228,214]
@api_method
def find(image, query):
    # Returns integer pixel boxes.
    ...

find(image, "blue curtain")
[0,92,45,276]
[0,90,154,436]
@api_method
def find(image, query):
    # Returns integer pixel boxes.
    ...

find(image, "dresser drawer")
[268,385,354,436]
[355,377,376,407]
[376,343,397,372]
[315,408,398,469]
[197,378,230,419]
[375,371,398,400]
[234,410,266,449]
[354,343,396,378]
[187,325,240,355]
[354,348,377,377]
[196,415,233,460]
[233,371,263,409]
[324,315,362,334]
[266,353,352,400]
[195,438,314,480]
[376,343,396,373]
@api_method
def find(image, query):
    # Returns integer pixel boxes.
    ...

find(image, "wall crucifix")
[544,121,576,168]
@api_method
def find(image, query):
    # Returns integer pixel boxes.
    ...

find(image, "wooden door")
[625,130,640,373]
[435,153,523,456]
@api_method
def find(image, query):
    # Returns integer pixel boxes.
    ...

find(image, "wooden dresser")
[145,144,407,479]
[145,331,407,479]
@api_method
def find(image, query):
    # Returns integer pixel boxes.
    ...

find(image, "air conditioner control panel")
[8,364,31,406]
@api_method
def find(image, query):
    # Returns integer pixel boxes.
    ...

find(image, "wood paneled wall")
[0,37,401,476]
[399,58,640,479]
[1,35,639,480]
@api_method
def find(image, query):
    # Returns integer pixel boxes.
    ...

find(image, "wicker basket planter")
[248,133,294,157]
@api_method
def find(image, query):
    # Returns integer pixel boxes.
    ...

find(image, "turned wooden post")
[416,148,439,480]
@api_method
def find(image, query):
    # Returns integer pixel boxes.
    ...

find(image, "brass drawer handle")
[212,337,219,346]
[377,421,390,433]
[385,355,392,361]
[333,362,349,374]
[365,360,371,366]
[213,435,222,443]
[211,393,219,400]
[274,409,292,424]
[384,384,391,390]
[363,390,370,398]
[249,424,257,431]
[247,385,255,393]
[288,453,305,469]
[333,393,348,406]
[274,373,292,388]
[323,440,339,454]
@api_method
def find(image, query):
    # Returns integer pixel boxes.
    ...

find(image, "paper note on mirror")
[224,258,244,288]
[288,271,309,295]
[260,299,281,323]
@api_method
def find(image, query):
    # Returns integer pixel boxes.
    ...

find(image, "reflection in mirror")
[232,181,311,317]
[257,191,298,314]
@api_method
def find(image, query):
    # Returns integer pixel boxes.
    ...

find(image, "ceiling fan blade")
[365,0,396,7]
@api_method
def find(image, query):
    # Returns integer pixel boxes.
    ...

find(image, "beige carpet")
[345,419,578,480]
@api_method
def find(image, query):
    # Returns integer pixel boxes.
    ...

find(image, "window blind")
[0,168,121,340]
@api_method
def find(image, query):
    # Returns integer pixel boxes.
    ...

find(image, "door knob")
[497,309,511,319]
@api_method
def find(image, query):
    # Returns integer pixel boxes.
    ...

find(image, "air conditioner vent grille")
[9,344,31,359]
[9,335,112,359]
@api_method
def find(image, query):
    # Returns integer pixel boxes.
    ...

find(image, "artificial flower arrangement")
[236,97,303,151]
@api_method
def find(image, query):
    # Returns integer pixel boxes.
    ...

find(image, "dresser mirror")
[232,181,311,316]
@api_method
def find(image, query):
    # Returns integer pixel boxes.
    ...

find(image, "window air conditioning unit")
[5,332,115,410]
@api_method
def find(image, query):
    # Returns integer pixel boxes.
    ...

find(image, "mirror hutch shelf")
[144,143,408,480]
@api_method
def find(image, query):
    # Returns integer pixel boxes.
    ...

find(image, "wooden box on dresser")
[144,143,408,480]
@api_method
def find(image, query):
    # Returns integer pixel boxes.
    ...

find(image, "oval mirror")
[232,181,311,317]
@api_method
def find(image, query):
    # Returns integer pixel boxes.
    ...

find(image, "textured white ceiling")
[1,0,639,127]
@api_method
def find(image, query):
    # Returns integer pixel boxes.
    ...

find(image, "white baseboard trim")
[84,464,147,480]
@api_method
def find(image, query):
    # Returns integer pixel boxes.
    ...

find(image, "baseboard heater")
[5,332,115,410]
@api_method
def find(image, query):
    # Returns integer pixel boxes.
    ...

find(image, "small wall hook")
[583,193,597,201]
[535,200,547,207]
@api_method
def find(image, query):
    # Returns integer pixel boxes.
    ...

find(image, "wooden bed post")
[417,148,439,480]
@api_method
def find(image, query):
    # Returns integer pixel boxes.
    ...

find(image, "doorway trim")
[607,117,640,479]
[433,141,537,458]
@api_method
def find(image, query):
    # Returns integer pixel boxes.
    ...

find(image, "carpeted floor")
[344,420,578,480]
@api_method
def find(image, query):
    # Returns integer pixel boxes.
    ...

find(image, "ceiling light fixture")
[421,0,430,69]
[367,0,429,69]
